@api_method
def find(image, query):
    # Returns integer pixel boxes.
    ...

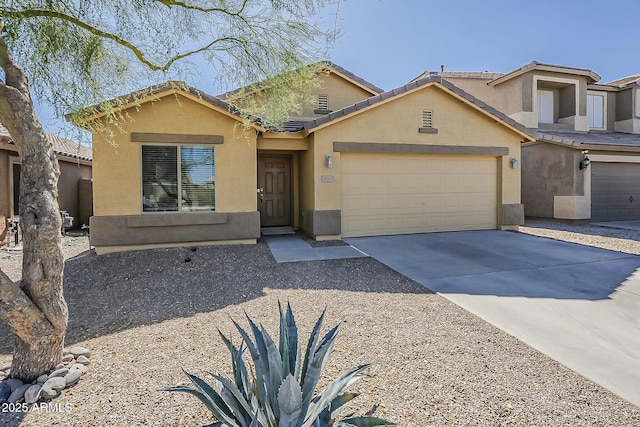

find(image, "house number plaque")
[321,175,335,183]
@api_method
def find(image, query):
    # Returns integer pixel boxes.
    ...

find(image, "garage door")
[591,162,640,221]
[341,153,498,237]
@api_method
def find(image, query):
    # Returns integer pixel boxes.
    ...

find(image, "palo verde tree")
[0,0,339,382]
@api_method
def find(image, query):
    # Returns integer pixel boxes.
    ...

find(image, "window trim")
[140,143,216,214]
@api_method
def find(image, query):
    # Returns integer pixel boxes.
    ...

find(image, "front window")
[142,145,215,212]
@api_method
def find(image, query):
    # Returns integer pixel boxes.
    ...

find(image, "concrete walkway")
[346,230,640,407]
[264,235,367,263]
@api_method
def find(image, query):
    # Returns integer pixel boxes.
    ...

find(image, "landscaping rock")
[37,374,49,384]
[40,383,57,400]
[62,348,70,356]
[55,363,65,370]
[5,378,24,392]
[44,376,66,391]
[62,354,75,363]
[49,367,69,378]
[24,384,41,404]
[0,381,11,404]
[69,346,91,358]
[76,355,90,365]
[7,383,31,404]
[64,369,82,386]
[70,363,88,374]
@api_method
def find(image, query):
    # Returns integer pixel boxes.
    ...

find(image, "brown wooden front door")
[258,156,292,227]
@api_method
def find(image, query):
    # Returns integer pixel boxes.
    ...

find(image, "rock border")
[0,346,91,405]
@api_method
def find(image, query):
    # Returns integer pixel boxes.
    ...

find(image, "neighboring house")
[79,63,533,254]
[0,124,93,241]
[413,62,640,221]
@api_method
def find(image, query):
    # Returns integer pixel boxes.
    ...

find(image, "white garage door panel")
[341,153,498,237]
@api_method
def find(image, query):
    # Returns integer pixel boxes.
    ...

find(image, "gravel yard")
[0,221,639,426]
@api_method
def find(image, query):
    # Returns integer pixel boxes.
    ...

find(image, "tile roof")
[488,61,601,85]
[411,70,504,82]
[0,123,92,161]
[218,61,384,100]
[604,74,640,87]
[534,130,640,150]
[73,81,264,131]
[323,61,384,94]
[301,75,534,140]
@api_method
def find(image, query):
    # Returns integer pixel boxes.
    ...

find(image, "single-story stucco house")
[78,64,534,254]
[0,124,92,241]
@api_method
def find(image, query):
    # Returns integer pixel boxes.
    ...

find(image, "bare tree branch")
[0,269,55,343]
[1,8,257,73]
[0,22,29,96]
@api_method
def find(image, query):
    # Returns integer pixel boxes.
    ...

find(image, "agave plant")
[163,302,394,427]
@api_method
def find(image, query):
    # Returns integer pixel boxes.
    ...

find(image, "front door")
[258,156,292,227]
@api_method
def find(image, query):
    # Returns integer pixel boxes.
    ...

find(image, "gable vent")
[422,110,433,128]
[318,95,329,110]
[419,110,438,133]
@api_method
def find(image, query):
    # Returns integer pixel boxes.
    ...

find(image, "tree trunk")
[0,29,68,383]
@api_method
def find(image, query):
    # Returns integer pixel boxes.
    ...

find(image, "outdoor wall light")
[510,157,519,169]
[325,154,334,168]
[579,156,591,170]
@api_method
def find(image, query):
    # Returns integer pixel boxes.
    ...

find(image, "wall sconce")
[325,154,333,168]
[510,157,519,169]
[579,157,591,170]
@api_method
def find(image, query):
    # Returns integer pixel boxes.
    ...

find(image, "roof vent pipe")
[440,65,444,83]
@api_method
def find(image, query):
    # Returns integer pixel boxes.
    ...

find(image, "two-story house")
[414,62,640,222]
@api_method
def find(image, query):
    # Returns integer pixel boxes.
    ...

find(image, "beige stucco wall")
[58,160,92,227]
[298,72,376,117]
[309,84,523,214]
[92,93,257,217]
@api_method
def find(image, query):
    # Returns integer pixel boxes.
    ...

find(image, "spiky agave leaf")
[162,369,241,427]
[232,319,269,407]
[235,317,279,425]
[277,374,304,427]
[209,373,254,425]
[334,418,396,427]
[219,330,252,401]
[259,324,285,419]
[300,324,340,417]
[300,307,327,389]
[279,301,301,379]
[323,393,360,423]
[301,365,370,427]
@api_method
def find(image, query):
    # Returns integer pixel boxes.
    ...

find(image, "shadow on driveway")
[346,230,640,300]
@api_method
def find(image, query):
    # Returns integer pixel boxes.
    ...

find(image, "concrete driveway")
[345,230,640,407]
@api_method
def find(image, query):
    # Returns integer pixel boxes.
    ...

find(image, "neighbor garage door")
[341,153,498,237]
[591,162,640,221]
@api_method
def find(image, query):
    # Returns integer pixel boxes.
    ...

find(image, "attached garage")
[591,162,640,221]
[341,153,498,237]
[300,77,532,240]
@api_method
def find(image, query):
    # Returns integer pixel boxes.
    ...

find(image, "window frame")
[140,142,216,214]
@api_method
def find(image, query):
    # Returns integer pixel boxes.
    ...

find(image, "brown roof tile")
[604,74,640,87]
[0,123,92,161]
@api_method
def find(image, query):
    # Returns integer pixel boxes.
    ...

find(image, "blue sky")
[35,0,639,136]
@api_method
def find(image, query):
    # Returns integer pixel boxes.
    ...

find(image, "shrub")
[164,302,394,427]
